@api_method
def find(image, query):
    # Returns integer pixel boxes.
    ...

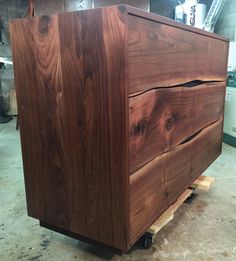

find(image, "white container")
[175,1,207,29]
[228,42,236,72]
[185,3,207,29]
[224,87,236,139]
[175,5,186,23]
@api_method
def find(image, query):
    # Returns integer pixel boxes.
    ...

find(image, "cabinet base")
[39,221,124,255]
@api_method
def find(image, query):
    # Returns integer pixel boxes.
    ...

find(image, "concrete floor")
[0,119,236,261]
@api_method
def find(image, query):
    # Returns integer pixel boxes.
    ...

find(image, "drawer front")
[128,14,228,95]
[130,119,222,243]
[191,120,222,180]
[129,82,225,173]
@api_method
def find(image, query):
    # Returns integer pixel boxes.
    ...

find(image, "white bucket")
[185,3,207,29]
[175,1,207,29]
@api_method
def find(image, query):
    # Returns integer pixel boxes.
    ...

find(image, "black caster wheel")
[142,234,153,249]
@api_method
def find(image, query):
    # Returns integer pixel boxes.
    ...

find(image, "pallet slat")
[148,213,174,235]
[148,189,192,235]
[148,176,214,235]
[191,175,215,191]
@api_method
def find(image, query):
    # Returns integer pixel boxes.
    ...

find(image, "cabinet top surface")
[10,4,229,43]
[121,5,228,42]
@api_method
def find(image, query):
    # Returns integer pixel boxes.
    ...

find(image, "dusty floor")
[0,119,236,261]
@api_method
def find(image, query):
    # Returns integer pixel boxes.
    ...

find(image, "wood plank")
[10,6,129,251]
[148,175,214,236]
[191,176,215,191]
[167,189,193,215]
[130,119,222,243]
[148,213,174,235]
[129,82,225,173]
[127,14,228,94]
[130,153,168,240]
[148,189,192,235]
[191,119,222,181]
[9,88,18,115]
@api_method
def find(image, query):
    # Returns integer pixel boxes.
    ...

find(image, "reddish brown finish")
[130,119,223,243]
[10,6,129,251]
[128,14,228,94]
[10,5,228,252]
[191,120,223,180]
[129,82,226,173]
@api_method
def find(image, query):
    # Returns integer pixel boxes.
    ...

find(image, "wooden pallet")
[148,175,215,235]
[191,175,215,191]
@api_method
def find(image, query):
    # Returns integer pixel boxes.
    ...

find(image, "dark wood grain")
[10,6,129,251]
[191,120,223,180]
[130,119,223,243]
[129,82,225,173]
[128,14,228,94]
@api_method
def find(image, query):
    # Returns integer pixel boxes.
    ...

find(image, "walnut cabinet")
[10,5,229,252]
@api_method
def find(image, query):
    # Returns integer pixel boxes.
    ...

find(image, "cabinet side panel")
[10,6,129,251]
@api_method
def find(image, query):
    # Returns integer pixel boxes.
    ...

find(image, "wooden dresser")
[10,5,229,253]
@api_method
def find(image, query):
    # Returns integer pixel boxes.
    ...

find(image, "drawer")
[130,119,222,243]
[128,14,228,95]
[129,82,225,173]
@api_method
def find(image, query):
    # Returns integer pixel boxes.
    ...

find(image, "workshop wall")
[34,0,150,15]
[150,0,213,19]
[215,0,236,40]
[0,0,27,113]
